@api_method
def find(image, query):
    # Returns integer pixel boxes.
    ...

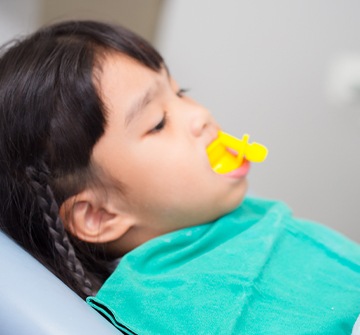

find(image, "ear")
[59,189,135,244]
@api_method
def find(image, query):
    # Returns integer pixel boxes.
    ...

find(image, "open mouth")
[226,147,239,157]
[222,159,250,178]
[207,145,245,174]
[206,131,268,175]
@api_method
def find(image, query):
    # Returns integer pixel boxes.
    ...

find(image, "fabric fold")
[87,197,360,334]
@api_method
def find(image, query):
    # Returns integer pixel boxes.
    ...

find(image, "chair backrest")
[0,230,119,335]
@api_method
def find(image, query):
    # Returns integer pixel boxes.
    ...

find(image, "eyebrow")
[124,67,170,127]
[125,86,156,127]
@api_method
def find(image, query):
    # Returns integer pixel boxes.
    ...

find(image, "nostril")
[189,106,217,138]
[190,118,206,137]
[206,124,221,146]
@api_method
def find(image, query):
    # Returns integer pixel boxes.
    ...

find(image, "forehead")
[99,52,154,96]
[98,52,166,114]
[98,52,168,90]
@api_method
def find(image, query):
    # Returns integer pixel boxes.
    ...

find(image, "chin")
[210,195,246,223]
[225,197,245,215]
[223,181,248,214]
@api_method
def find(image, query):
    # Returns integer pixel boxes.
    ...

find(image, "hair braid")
[0,20,164,299]
[25,163,93,297]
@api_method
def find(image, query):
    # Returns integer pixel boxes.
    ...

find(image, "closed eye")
[176,88,190,98]
[148,112,168,134]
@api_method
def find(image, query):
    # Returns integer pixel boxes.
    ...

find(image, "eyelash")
[149,88,189,134]
[150,112,168,134]
[176,88,189,97]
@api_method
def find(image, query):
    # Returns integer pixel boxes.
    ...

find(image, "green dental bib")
[87,197,360,334]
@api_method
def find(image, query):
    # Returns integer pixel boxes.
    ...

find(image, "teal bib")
[87,197,360,334]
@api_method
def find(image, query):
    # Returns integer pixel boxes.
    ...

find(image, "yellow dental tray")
[206,131,268,174]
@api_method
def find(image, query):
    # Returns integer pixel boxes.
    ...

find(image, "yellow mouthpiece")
[206,131,268,174]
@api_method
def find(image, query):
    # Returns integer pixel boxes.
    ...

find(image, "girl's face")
[92,53,248,245]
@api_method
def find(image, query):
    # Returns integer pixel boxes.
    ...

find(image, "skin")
[66,52,249,255]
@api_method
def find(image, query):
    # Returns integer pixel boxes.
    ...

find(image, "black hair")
[0,20,163,299]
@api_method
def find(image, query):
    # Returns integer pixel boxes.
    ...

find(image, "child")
[0,20,359,335]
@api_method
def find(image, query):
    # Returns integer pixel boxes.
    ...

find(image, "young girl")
[0,20,359,335]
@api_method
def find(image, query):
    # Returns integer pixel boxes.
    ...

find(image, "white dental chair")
[0,230,120,335]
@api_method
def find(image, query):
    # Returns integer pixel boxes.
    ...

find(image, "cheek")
[124,160,194,208]
[120,141,211,204]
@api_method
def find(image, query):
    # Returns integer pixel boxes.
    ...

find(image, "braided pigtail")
[26,163,94,298]
[0,20,163,299]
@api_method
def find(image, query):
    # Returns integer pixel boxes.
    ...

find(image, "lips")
[206,131,267,177]
[206,140,250,178]
[221,159,250,178]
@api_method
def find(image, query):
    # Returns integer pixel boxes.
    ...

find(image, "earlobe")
[59,189,135,244]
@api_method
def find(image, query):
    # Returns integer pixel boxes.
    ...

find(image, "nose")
[190,104,219,138]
